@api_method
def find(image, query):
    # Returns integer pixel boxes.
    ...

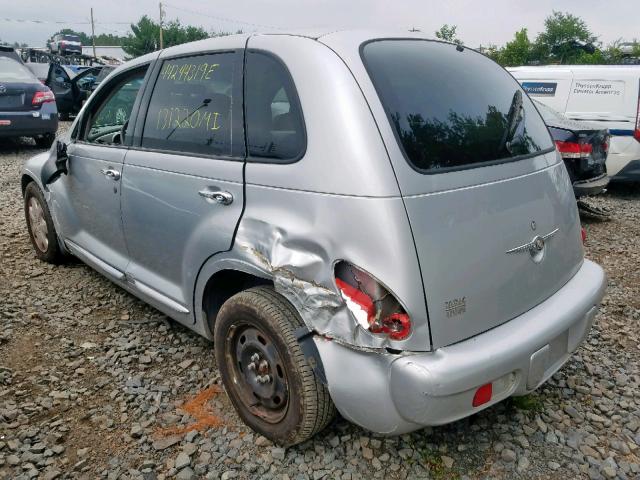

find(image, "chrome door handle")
[198,189,233,205]
[100,168,121,181]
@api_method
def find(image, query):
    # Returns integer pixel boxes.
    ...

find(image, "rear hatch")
[0,57,43,112]
[361,39,585,348]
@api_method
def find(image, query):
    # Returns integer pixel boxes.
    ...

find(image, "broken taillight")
[334,262,411,341]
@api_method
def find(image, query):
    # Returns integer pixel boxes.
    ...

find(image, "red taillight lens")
[555,140,593,159]
[581,227,587,244]
[32,90,55,106]
[335,262,411,341]
[380,313,411,340]
[472,383,493,407]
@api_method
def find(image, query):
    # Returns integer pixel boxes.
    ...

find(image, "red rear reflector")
[472,383,493,407]
[0,120,11,126]
[581,227,587,244]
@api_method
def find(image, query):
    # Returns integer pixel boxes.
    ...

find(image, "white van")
[509,65,640,181]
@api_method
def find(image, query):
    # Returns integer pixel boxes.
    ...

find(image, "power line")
[162,2,285,31]
[0,17,130,25]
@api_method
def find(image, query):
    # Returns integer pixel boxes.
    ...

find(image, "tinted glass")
[63,35,80,42]
[245,51,305,162]
[0,57,36,82]
[362,40,553,173]
[142,53,238,157]
[85,69,147,145]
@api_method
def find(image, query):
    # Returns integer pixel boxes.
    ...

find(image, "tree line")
[436,11,640,66]
[48,16,238,58]
[30,10,640,64]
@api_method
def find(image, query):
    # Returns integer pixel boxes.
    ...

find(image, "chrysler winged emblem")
[506,228,559,263]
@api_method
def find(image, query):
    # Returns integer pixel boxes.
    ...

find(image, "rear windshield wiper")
[499,90,525,154]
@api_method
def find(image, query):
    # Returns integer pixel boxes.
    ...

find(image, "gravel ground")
[1,126,639,480]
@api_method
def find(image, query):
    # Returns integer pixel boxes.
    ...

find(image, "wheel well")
[202,270,271,331]
[21,175,35,195]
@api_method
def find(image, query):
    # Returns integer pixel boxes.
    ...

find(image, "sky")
[0,0,637,48]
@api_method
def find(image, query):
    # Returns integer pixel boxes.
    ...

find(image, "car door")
[52,65,149,278]
[121,48,245,319]
[46,64,74,114]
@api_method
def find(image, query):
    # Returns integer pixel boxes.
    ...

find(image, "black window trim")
[75,63,151,149]
[359,37,555,176]
[244,48,307,165]
[132,49,246,162]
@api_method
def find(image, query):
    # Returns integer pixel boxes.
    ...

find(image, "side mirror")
[43,141,69,185]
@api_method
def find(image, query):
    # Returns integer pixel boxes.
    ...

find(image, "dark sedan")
[0,57,58,147]
[534,99,610,197]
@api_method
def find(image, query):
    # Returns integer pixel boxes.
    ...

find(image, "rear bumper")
[315,259,606,435]
[572,173,609,197]
[0,108,58,138]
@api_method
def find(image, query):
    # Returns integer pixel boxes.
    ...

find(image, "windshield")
[0,57,36,82]
[362,40,553,173]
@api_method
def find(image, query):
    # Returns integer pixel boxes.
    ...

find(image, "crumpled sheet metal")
[235,219,400,351]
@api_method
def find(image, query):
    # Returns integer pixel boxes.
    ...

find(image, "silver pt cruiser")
[22,30,607,445]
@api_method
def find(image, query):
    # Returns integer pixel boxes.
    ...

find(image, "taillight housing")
[555,140,593,159]
[32,89,55,107]
[334,261,411,341]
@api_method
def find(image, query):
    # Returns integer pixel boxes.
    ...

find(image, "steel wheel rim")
[225,323,289,424]
[28,197,48,252]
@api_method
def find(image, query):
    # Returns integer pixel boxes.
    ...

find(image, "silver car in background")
[21,30,606,446]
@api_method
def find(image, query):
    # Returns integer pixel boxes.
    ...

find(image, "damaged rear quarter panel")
[232,187,431,352]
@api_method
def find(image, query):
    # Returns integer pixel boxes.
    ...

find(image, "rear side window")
[362,40,553,173]
[141,52,242,157]
[245,51,305,162]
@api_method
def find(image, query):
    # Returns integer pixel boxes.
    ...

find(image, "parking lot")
[1,125,639,479]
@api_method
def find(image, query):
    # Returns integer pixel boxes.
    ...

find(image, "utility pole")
[90,7,97,58]
[159,2,164,50]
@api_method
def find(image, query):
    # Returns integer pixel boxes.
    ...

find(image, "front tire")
[214,286,335,446]
[24,182,64,264]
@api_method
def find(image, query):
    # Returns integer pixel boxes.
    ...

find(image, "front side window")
[84,67,147,145]
[245,51,305,162]
[362,40,553,173]
[141,52,240,157]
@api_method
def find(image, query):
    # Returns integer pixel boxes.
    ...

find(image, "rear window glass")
[63,35,80,42]
[0,57,35,82]
[362,40,553,173]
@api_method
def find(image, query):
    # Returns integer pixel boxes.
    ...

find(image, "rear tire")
[59,112,70,121]
[34,133,55,149]
[24,182,64,264]
[214,286,335,446]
